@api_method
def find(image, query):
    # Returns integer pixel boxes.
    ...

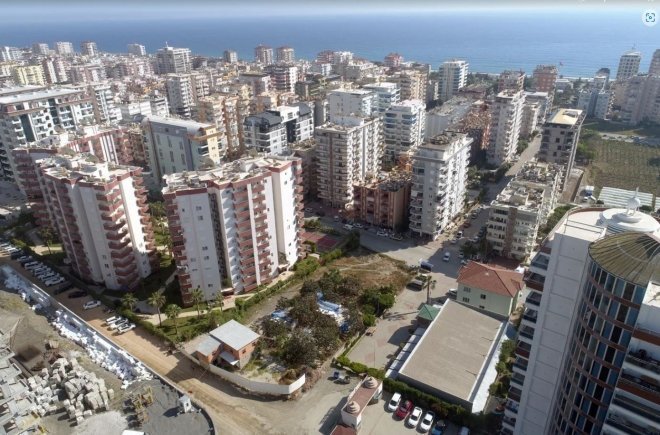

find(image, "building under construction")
[352,171,412,232]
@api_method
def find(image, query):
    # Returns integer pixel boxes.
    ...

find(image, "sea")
[1,9,658,78]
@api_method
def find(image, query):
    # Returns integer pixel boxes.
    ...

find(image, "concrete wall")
[182,350,305,397]
[457,283,515,318]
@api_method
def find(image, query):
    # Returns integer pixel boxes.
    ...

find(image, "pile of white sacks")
[52,311,152,389]
[26,357,115,425]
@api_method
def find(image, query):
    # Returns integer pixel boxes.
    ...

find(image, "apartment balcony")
[525,292,542,307]
[522,308,538,325]
[510,372,526,390]
[618,373,660,405]
[508,387,522,403]
[115,264,138,277]
[512,357,528,374]
[625,350,660,376]
[237,236,254,249]
[611,393,660,424]
[110,245,132,259]
[117,272,140,287]
[108,237,131,250]
[603,414,658,435]
[524,272,546,292]
[502,416,516,432]
[515,341,532,359]
[235,209,251,221]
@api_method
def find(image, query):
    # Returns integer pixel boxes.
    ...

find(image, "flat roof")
[209,320,259,351]
[548,108,583,126]
[143,115,212,131]
[398,300,504,403]
[0,87,82,105]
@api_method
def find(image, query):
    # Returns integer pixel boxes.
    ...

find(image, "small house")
[194,320,260,368]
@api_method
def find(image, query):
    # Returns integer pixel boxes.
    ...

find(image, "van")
[443,252,451,262]
[420,261,433,272]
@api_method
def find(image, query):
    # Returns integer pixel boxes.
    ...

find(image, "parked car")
[395,400,413,420]
[105,315,121,325]
[387,392,402,412]
[457,230,464,238]
[443,252,451,262]
[117,323,136,334]
[458,252,464,259]
[46,277,65,286]
[53,282,72,293]
[409,276,426,290]
[111,319,129,330]
[107,317,126,328]
[431,420,447,435]
[10,250,25,259]
[420,411,435,432]
[407,407,423,428]
[354,223,363,229]
[83,300,102,310]
[343,224,354,231]
[376,229,388,237]
[68,290,87,299]
[447,288,457,298]
[389,234,403,241]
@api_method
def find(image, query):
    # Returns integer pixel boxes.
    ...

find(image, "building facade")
[383,99,426,162]
[276,46,295,63]
[456,262,523,318]
[254,45,274,65]
[156,46,192,75]
[498,70,525,93]
[438,59,468,101]
[538,108,584,189]
[327,89,377,119]
[616,50,642,80]
[362,82,401,114]
[352,172,411,231]
[487,90,524,166]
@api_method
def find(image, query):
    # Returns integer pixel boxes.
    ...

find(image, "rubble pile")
[25,357,116,425]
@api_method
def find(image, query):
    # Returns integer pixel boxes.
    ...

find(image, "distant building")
[11,65,46,86]
[577,88,612,120]
[487,90,524,166]
[362,82,400,114]
[223,49,238,64]
[244,103,313,156]
[127,43,146,56]
[383,99,426,161]
[390,69,426,101]
[254,45,274,65]
[531,65,558,94]
[425,96,475,139]
[618,74,660,125]
[523,91,550,124]
[196,93,246,159]
[264,64,298,93]
[327,89,377,119]
[457,262,523,318]
[520,102,540,139]
[31,43,50,56]
[162,156,303,301]
[55,41,74,56]
[498,70,525,93]
[80,41,98,57]
[238,72,271,95]
[165,74,195,118]
[353,172,412,231]
[410,131,471,239]
[616,49,642,80]
[156,46,192,74]
[276,46,295,63]
[384,52,403,68]
[538,108,584,188]
[438,59,468,101]
[649,49,660,75]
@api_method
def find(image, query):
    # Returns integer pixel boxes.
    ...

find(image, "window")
[196,206,202,211]
[462,297,470,303]
[480,294,486,300]
[204,256,209,260]
[464,287,471,293]
[202,246,208,251]
[479,305,485,309]
[198,215,203,221]
[104,263,109,269]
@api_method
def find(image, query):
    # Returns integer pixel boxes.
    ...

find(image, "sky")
[3,0,657,21]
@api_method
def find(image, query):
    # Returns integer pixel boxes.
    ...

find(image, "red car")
[395,400,413,419]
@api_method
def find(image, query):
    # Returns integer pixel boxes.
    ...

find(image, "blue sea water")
[1,9,657,77]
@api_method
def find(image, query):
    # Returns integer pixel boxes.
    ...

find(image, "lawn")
[583,120,660,137]
[582,136,660,196]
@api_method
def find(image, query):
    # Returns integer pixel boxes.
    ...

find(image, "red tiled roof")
[457,261,523,298]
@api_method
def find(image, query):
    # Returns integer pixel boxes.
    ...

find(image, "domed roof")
[364,376,378,389]
[627,195,642,211]
[589,232,660,286]
[346,401,361,414]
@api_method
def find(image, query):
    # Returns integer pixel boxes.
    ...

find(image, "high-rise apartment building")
[616,50,642,80]
[141,116,221,186]
[486,161,560,260]
[162,156,303,303]
[315,116,382,208]
[68,64,106,84]
[327,89,377,119]
[83,82,122,125]
[363,82,401,114]
[243,103,313,156]
[0,46,22,62]
[276,46,295,63]
[520,102,540,138]
[438,59,468,101]
[390,70,426,101]
[156,46,192,74]
[80,41,98,57]
[383,99,426,161]
[532,65,558,94]
[0,87,94,181]
[55,42,74,56]
[35,155,158,290]
[196,93,247,159]
[264,64,299,93]
[353,171,411,231]
[487,90,524,166]
[618,74,660,125]
[32,43,50,56]
[223,50,238,63]
[127,43,147,56]
[498,70,525,93]
[649,49,660,76]
[384,52,404,69]
[238,72,271,96]
[254,45,274,65]
[165,74,195,118]
[409,131,471,239]
[538,108,584,188]
[41,57,68,84]
[505,204,660,435]
[11,65,46,86]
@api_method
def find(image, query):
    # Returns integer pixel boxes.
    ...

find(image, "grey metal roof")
[195,336,220,356]
[589,232,660,286]
[209,320,260,351]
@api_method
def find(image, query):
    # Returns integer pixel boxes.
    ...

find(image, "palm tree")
[214,291,224,313]
[39,226,55,255]
[121,293,138,312]
[147,291,166,327]
[165,304,182,337]
[190,288,204,319]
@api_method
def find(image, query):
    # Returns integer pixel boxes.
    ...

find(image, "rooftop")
[589,232,660,287]
[597,187,654,209]
[143,115,213,132]
[209,320,260,351]
[398,300,505,403]
[548,108,583,126]
[458,262,523,298]
[0,87,84,105]
[643,281,660,308]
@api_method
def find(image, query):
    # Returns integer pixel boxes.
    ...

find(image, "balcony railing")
[612,394,660,423]
[604,415,657,435]
[626,351,660,374]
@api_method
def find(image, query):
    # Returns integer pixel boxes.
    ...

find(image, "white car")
[387,392,401,412]
[117,323,136,334]
[83,300,102,310]
[420,411,435,432]
[45,277,65,286]
[377,230,388,237]
[407,406,423,428]
[105,315,121,325]
[110,319,129,330]
[354,223,363,229]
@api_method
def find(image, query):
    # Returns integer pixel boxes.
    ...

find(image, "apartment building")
[616,50,642,80]
[618,74,660,125]
[409,131,471,239]
[290,139,317,200]
[390,69,426,101]
[83,82,122,125]
[498,70,525,93]
[649,49,660,75]
[65,125,134,165]
[141,116,221,186]
[486,161,561,260]
[165,74,195,118]
[11,147,58,227]
[276,46,295,63]
[41,57,68,84]
[577,87,612,120]
[35,155,158,290]
[196,93,246,159]
[68,64,106,84]
[426,96,475,139]
[238,72,271,96]
[162,156,303,304]
[363,82,401,114]
[127,43,147,56]
[254,45,274,65]
[532,65,558,94]
[352,171,411,231]
[523,91,551,124]
[223,50,238,64]
[327,89,377,119]
[538,108,584,189]
[438,59,468,101]
[505,204,660,435]
[487,90,524,166]
[80,41,98,57]
[0,87,94,181]
[0,46,22,62]
[156,46,192,74]
[315,116,382,208]
[32,43,50,55]
[520,102,540,138]
[264,64,298,93]
[11,65,46,86]
[243,112,287,155]
[384,52,404,69]
[383,99,426,162]
[456,262,523,318]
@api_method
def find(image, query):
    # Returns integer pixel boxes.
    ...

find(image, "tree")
[190,288,204,318]
[39,226,56,255]
[281,331,318,367]
[148,201,166,219]
[294,257,319,278]
[147,291,166,327]
[121,293,138,312]
[300,280,318,296]
[289,294,319,327]
[165,304,182,337]
[262,318,288,340]
[214,292,224,313]
[311,314,340,354]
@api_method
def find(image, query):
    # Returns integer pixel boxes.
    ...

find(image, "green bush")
[363,313,376,327]
[334,356,385,379]
[320,248,343,264]
[294,257,320,278]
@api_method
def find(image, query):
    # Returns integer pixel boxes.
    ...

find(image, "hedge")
[335,355,385,380]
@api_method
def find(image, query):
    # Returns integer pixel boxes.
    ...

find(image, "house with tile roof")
[456,261,524,318]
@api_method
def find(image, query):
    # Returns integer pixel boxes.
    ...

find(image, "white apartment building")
[520,102,540,138]
[363,82,401,114]
[577,88,612,120]
[80,41,98,57]
[243,112,287,155]
[41,57,68,84]
[0,46,22,62]
[162,156,303,304]
[127,43,146,56]
[68,64,106,84]
[141,116,221,186]
[383,99,426,161]
[85,82,123,124]
[238,72,272,96]
[390,69,427,101]
[505,204,660,435]
[0,87,95,181]
[410,131,471,239]
[276,46,295,63]
[149,92,170,117]
[315,116,383,208]
[486,161,561,260]
[616,50,642,80]
[254,45,274,65]
[119,99,153,120]
[487,90,524,166]
[618,74,660,125]
[35,155,158,290]
[196,93,246,158]
[223,50,238,64]
[264,65,299,93]
[156,46,192,74]
[32,43,49,55]
[165,74,195,118]
[438,59,468,101]
[523,91,551,125]
[538,108,584,189]
[425,96,475,139]
[55,42,74,56]
[327,89,377,119]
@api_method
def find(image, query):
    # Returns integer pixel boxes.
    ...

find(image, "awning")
[219,351,239,366]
